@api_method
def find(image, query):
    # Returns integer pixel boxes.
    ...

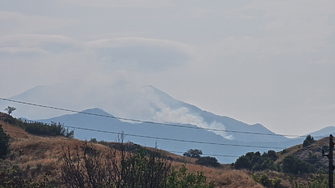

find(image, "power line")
[0,128,259,158]
[63,125,284,149]
[0,120,330,160]
[0,98,306,138]
[0,116,283,149]
[0,129,326,160]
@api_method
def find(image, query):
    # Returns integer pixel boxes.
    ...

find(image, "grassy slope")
[275,136,328,169]
[0,113,263,188]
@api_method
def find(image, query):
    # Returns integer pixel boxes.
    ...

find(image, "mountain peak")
[80,108,114,117]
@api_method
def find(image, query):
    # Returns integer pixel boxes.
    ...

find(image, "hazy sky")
[1,0,335,135]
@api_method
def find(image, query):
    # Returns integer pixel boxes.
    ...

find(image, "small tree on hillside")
[195,156,220,168]
[303,135,316,147]
[183,149,202,158]
[0,124,10,158]
[4,106,16,115]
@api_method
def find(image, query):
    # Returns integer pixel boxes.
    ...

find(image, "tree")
[0,124,10,158]
[303,135,316,147]
[234,155,251,170]
[183,149,203,158]
[195,156,220,168]
[233,150,278,171]
[282,155,311,174]
[4,106,16,115]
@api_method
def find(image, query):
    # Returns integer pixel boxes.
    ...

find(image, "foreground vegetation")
[2,114,74,138]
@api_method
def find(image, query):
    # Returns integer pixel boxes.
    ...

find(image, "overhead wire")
[62,125,284,149]
[0,98,331,160]
[0,129,326,161]
[0,116,284,149]
[0,98,313,138]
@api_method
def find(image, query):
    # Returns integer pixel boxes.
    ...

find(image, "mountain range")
[2,83,335,163]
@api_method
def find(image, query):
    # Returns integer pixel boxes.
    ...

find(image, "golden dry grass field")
[1,112,327,188]
[0,116,266,187]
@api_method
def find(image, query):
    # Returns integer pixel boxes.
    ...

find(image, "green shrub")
[252,174,282,188]
[167,165,215,188]
[89,138,97,143]
[2,114,74,138]
[24,121,74,137]
[183,149,202,158]
[61,142,215,188]
[234,150,278,171]
[303,135,316,148]
[0,124,10,159]
[195,156,220,168]
[0,165,55,187]
[289,169,328,188]
[282,155,311,174]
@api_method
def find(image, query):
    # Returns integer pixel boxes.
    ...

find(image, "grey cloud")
[60,0,171,8]
[0,34,81,57]
[87,38,192,72]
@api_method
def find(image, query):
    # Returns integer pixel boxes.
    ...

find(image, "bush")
[234,150,278,171]
[252,174,282,188]
[167,165,215,188]
[282,155,311,174]
[0,165,55,187]
[289,169,328,188]
[303,135,316,148]
[61,141,215,188]
[89,138,97,143]
[2,114,74,138]
[0,124,10,159]
[24,121,74,137]
[183,149,203,158]
[195,156,220,168]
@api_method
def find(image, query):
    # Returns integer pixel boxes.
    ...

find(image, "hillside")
[0,112,264,188]
[275,136,329,170]
[2,112,333,187]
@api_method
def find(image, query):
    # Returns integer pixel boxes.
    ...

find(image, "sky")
[1,0,335,136]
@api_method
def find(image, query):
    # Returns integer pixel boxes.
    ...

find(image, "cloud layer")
[1,0,335,135]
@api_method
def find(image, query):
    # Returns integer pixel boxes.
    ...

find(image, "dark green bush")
[195,156,220,168]
[234,150,278,171]
[24,121,74,137]
[2,114,73,138]
[303,135,316,148]
[282,155,312,174]
[252,174,283,188]
[183,149,203,158]
[0,124,10,159]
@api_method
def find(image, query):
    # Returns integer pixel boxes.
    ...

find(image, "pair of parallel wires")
[0,98,327,159]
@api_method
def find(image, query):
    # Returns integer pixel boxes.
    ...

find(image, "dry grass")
[1,120,30,140]
[1,119,266,187]
[172,162,263,188]
[276,136,329,163]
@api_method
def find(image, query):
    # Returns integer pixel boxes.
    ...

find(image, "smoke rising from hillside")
[153,107,234,140]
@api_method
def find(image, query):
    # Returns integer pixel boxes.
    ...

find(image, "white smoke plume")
[153,107,234,140]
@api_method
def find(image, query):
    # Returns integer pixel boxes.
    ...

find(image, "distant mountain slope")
[145,85,289,143]
[37,108,284,163]
[3,83,334,163]
[2,82,289,143]
[306,126,335,138]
